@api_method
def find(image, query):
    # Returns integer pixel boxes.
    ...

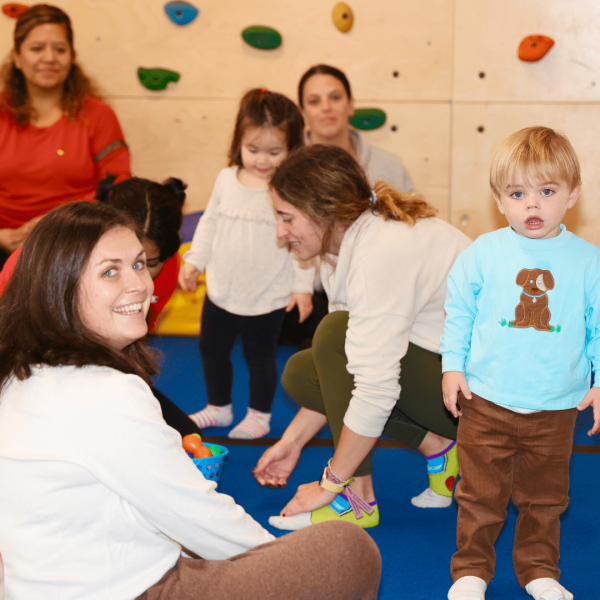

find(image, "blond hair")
[490,126,581,196]
[270,144,437,258]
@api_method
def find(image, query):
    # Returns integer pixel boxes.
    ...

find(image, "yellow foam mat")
[151,242,205,336]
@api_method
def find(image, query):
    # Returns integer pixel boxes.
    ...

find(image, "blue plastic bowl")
[192,444,228,484]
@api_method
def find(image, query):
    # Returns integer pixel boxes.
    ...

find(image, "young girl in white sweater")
[179,89,314,439]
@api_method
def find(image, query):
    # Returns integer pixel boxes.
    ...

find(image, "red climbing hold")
[518,35,554,62]
[2,3,29,18]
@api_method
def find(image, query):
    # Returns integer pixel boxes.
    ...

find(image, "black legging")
[152,387,201,437]
[199,295,286,413]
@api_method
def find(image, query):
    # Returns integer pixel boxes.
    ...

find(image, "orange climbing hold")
[2,3,29,18]
[518,35,554,62]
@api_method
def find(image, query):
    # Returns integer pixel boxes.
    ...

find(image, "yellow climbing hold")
[332,2,353,33]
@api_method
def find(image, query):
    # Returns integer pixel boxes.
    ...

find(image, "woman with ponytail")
[253,144,471,529]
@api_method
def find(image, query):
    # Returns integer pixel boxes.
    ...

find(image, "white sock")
[448,576,487,600]
[188,404,233,429]
[411,486,453,508]
[526,578,573,600]
[228,408,271,440]
[268,512,312,531]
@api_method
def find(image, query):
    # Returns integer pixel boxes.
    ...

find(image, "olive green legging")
[281,311,458,477]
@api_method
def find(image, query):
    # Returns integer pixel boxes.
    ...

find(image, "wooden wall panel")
[451,103,600,246]
[362,103,451,217]
[3,0,600,246]
[0,0,453,101]
[454,0,600,102]
[111,98,237,213]
[112,98,450,215]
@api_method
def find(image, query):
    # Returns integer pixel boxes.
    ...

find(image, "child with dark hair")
[179,88,314,439]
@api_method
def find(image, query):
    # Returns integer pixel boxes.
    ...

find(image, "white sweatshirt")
[184,167,314,316]
[321,211,471,438]
[0,365,275,600]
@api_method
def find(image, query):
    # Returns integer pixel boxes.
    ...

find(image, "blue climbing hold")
[164,1,198,26]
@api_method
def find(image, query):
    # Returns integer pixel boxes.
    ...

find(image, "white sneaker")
[411,486,453,508]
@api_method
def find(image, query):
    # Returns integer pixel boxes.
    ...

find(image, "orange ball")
[194,445,213,459]
[182,434,203,454]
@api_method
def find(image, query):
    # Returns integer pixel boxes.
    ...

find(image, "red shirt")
[0,96,131,229]
[0,245,18,294]
[148,253,180,331]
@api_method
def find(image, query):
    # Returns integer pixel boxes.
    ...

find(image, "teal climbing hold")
[242,25,282,50]
[138,67,180,91]
[349,108,387,131]
[164,1,198,26]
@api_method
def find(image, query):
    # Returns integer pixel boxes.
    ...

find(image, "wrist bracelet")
[318,459,354,494]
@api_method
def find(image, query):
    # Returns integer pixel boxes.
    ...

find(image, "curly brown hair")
[0,4,101,126]
[270,144,437,258]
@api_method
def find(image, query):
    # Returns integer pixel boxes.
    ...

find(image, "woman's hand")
[286,293,313,323]
[253,440,302,488]
[279,481,336,517]
[178,262,202,292]
[0,227,26,254]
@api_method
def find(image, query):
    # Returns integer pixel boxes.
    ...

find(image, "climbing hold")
[2,3,29,18]
[518,35,554,62]
[164,1,198,26]
[137,67,180,91]
[332,2,353,33]
[242,25,282,50]
[349,108,386,131]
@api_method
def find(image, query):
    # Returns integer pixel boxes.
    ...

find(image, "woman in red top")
[0,4,130,266]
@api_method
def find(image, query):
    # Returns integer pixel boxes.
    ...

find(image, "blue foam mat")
[148,335,598,445]
[216,446,599,599]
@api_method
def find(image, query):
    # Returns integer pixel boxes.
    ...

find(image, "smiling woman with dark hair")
[0,201,381,600]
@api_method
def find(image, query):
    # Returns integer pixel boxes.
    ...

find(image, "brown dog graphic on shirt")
[511,268,555,332]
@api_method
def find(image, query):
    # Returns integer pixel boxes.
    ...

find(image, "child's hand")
[577,386,600,436]
[178,262,201,292]
[286,293,313,323]
[442,371,471,418]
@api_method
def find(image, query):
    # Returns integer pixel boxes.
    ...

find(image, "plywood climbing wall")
[2,0,600,245]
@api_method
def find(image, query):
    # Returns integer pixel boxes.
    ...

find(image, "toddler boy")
[441,127,600,600]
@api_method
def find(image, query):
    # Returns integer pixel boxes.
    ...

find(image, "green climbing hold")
[242,25,282,50]
[349,108,387,131]
[137,67,180,91]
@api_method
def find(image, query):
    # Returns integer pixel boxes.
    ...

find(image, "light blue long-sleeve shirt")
[441,226,600,410]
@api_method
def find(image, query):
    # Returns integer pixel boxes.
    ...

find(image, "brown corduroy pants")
[451,393,577,588]
[137,521,381,600]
